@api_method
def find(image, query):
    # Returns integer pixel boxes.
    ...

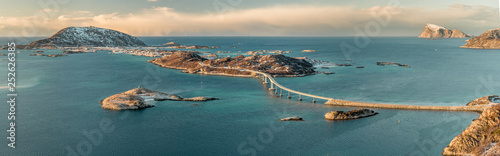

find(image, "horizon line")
[0,35,423,38]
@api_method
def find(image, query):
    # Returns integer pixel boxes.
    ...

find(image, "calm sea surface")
[0,37,498,155]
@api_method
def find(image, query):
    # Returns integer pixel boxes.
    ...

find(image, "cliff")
[460,28,500,49]
[443,96,500,155]
[27,26,146,48]
[418,23,471,38]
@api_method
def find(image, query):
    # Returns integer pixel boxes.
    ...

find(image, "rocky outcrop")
[29,53,67,57]
[27,26,146,48]
[280,116,304,121]
[182,97,220,101]
[62,51,90,54]
[324,109,378,120]
[451,29,472,38]
[419,23,472,38]
[443,106,500,155]
[101,87,219,110]
[162,42,180,46]
[161,42,217,49]
[149,51,315,76]
[460,28,500,49]
[467,95,500,106]
[376,62,410,68]
[301,49,317,52]
[443,96,500,155]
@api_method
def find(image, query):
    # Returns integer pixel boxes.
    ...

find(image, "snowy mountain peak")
[426,23,446,31]
[28,26,147,47]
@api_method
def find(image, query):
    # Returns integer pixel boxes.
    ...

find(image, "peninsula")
[460,28,500,49]
[443,95,500,155]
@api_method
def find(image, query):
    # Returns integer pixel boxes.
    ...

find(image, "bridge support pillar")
[312,97,316,103]
[268,82,275,91]
[280,89,283,97]
[287,92,291,99]
[263,76,268,84]
[298,95,302,101]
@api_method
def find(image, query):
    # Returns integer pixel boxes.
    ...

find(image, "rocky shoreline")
[101,86,219,110]
[324,109,378,120]
[460,28,500,49]
[443,95,500,155]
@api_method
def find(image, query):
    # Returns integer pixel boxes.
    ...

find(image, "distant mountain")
[27,26,146,47]
[460,28,500,49]
[418,23,472,38]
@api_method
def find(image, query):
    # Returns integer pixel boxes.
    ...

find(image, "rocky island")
[162,42,217,49]
[301,49,317,52]
[324,109,378,120]
[418,23,472,38]
[460,28,500,49]
[148,51,315,77]
[27,26,147,48]
[101,86,219,110]
[376,62,410,68]
[280,116,304,121]
[443,95,500,155]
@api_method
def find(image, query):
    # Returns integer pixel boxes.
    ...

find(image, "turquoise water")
[0,37,496,155]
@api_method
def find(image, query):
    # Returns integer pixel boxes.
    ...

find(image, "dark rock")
[376,62,410,68]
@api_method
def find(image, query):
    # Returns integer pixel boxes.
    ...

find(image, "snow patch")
[427,23,446,31]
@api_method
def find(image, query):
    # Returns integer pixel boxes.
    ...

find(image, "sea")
[0,36,499,155]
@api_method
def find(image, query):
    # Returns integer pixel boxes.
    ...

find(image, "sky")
[0,0,498,36]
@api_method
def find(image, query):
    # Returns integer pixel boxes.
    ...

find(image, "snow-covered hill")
[28,26,147,47]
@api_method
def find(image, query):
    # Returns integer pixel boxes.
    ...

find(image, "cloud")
[147,0,158,2]
[0,4,498,36]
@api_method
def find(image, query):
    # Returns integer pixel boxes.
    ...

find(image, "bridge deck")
[254,71,487,112]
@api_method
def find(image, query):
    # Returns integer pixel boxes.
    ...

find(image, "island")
[29,53,68,57]
[148,51,316,77]
[280,116,304,121]
[376,62,410,68]
[101,86,219,110]
[301,49,317,52]
[27,26,147,48]
[443,95,500,155]
[460,28,500,49]
[418,23,472,38]
[161,42,218,49]
[324,109,378,120]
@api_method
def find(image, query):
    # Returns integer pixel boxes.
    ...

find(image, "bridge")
[198,62,488,112]
[252,71,488,112]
